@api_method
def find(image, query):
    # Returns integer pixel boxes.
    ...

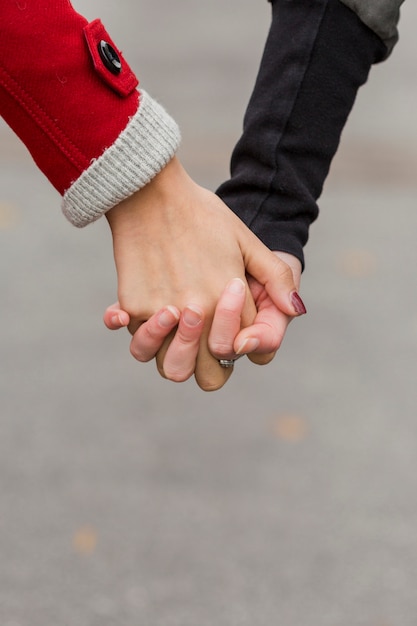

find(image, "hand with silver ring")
[218,359,236,368]
[218,354,247,368]
[104,251,305,386]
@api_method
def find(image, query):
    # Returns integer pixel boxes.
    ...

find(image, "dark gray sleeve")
[340,0,404,56]
[217,0,386,268]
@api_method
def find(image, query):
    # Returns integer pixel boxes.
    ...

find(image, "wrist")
[105,156,181,231]
[63,91,181,228]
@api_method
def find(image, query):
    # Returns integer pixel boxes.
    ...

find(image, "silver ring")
[218,359,236,368]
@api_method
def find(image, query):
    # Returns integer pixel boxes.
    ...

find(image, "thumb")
[241,232,307,317]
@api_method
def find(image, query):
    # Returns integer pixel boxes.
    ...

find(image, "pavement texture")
[1,2,417,625]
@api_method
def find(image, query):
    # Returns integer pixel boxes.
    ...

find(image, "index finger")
[208,277,256,360]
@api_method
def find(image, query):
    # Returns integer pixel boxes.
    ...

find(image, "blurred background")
[1,1,417,625]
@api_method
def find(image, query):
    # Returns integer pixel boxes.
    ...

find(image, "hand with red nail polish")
[208,252,304,366]
[104,156,306,391]
[104,250,305,381]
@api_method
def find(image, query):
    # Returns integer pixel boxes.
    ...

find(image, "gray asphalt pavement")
[1,2,417,625]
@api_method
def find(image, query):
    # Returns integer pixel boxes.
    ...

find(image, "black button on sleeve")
[98,40,122,75]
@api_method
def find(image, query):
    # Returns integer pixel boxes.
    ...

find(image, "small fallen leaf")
[272,414,308,442]
[73,526,98,555]
[338,249,377,278]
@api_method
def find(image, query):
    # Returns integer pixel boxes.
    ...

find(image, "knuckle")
[209,338,234,358]
[196,371,230,392]
[164,366,193,383]
[274,259,293,283]
[141,323,161,342]
[199,380,225,392]
[129,343,149,362]
[258,324,285,353]
[216,304,240,320]
[176,331,199,347]
[265,337,283,353]
[248,351,276,365]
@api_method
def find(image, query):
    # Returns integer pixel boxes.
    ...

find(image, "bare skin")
[105,157,305,390]
[105,252,302,387]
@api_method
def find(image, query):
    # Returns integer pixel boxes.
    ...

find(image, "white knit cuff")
[61,90,181,227]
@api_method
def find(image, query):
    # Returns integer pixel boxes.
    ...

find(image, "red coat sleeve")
[0,0,180,226]
[1,0,139,194]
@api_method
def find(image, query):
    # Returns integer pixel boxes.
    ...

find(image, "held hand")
[104,301,234,388]
[209,251,303,366]
[104,253,304,385]
[105,157,303,390]
[105,155,256,331]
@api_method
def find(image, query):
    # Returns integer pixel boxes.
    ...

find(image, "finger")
[194,327,234,391]
[208,278,248,359]
[103,302,130,330]
[246,351,277,366]
[156,309,233,391]
[156,305,205,382]
[130,306,180,362]
[234,305,291,365]
[241,233,307,317]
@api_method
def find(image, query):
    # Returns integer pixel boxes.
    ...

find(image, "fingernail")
[291,291,307,315]
[227,278,245,295]
[236,337,260,355]
[111,314,125,327]
[183,306,203,327]
[158,306,180,328]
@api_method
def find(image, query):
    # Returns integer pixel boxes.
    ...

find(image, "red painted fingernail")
[291,292,307,315]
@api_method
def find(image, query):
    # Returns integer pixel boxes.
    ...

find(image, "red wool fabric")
[0,0,140,195]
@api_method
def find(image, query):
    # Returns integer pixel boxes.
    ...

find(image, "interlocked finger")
[130,306,180,362]
[208,277,256,360]
[155,306,205,382]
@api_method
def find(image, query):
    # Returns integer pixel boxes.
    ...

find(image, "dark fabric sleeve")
[216,0,387,268]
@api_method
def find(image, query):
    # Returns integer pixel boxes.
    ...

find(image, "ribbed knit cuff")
[61,90,181,227]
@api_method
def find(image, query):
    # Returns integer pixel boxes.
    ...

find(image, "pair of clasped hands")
[103,157,306,391]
